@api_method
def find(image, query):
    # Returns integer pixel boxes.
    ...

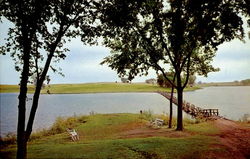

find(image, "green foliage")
[0,0,100,80]
[49,117,78,135]
[188,75,196,86]
[157,73,174,88]
[157,73,196,88]
[100,0,248,89]
[30,115,88,141]
[100,0,249,130]
[0,133,16,146]
[241,79,250,85]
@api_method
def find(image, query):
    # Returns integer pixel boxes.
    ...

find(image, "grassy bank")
[1,113,223,159]
[0,83,200,94]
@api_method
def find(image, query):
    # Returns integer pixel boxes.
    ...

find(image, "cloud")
[197,53,250,82]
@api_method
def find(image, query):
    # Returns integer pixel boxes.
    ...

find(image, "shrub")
[0,133,16,146]
[29,115,88,141]
[139,110,154,121]
[48,116,79,135]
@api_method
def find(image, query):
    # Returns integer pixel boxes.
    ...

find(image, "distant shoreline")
[0,83,201,94]
[197,80,250,87]
[1,82,249,94]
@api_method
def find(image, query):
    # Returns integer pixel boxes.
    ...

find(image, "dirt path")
[119,126,192,139]
[210,119,250,159]
[120,119,250,159]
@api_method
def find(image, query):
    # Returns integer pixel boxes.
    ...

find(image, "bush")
[0,133,16,146]
[241,79,250,85]
[49,116,79,135]
[30,115,88,140]
[157,74,173,88]
[139,110,154,121]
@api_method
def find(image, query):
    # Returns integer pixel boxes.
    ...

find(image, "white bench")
[151,118,164,127]
[66,128,79,141]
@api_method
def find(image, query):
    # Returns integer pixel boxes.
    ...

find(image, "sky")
[0,19,250,84]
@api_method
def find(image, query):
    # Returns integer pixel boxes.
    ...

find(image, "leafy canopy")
[0,0,100,83]
[100,0,249,88]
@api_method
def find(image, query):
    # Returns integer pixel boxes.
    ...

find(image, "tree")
[188,75,196,86]
[169,75,176,128]
[0,0,99,158]
[241,79,250,85]
[121,77,129,83]
[157,73,174,88]
[159,71,177,128]
[100,0,249,130]
[156,72,175,128]
[145,78,156,84]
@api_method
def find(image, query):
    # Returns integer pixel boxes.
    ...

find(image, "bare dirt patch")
[119,119,250,159]
[208,119,250,159]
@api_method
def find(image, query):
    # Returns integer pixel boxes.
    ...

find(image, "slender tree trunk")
[169,86,174,128]
[17,44,30,159]
[25,85,42,139]
[176,74,183,131]
[25,52,54,139]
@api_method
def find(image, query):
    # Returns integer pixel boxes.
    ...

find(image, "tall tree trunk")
[17,44,30,159]
[25,85,42,140]
[169,85,174,128]
[176,74,183,131]
[176,87,183,130]
[25,52,54,139]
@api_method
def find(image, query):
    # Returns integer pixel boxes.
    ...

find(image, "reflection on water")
[0,86,249,136]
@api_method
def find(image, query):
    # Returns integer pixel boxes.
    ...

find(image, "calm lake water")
[0,86,249,137]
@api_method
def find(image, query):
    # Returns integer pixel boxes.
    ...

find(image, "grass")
[0,85,35,93]
[0,82,200,94]
[0,113,222,159]
[23,136,214,159]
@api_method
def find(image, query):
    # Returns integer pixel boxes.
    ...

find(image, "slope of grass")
[0,83,200,94]
[0,113,221,159]
[25,136,213,159]
[0,85,35,93]
[1,136,216,159]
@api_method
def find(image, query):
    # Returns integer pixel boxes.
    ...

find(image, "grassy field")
[0,113,224,159]
[0,83,200,94]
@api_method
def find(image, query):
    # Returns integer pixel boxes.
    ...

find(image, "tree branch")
[151,9,177,69]
[182,54,192,89]
[133,25,177,88]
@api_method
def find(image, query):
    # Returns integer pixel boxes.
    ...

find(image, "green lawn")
[0,83,200,94]
[0,113,223,159]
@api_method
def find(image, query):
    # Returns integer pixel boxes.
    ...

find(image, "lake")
[0,86,249,137]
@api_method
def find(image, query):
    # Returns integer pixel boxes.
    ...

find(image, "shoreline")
[0,83,201,94]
